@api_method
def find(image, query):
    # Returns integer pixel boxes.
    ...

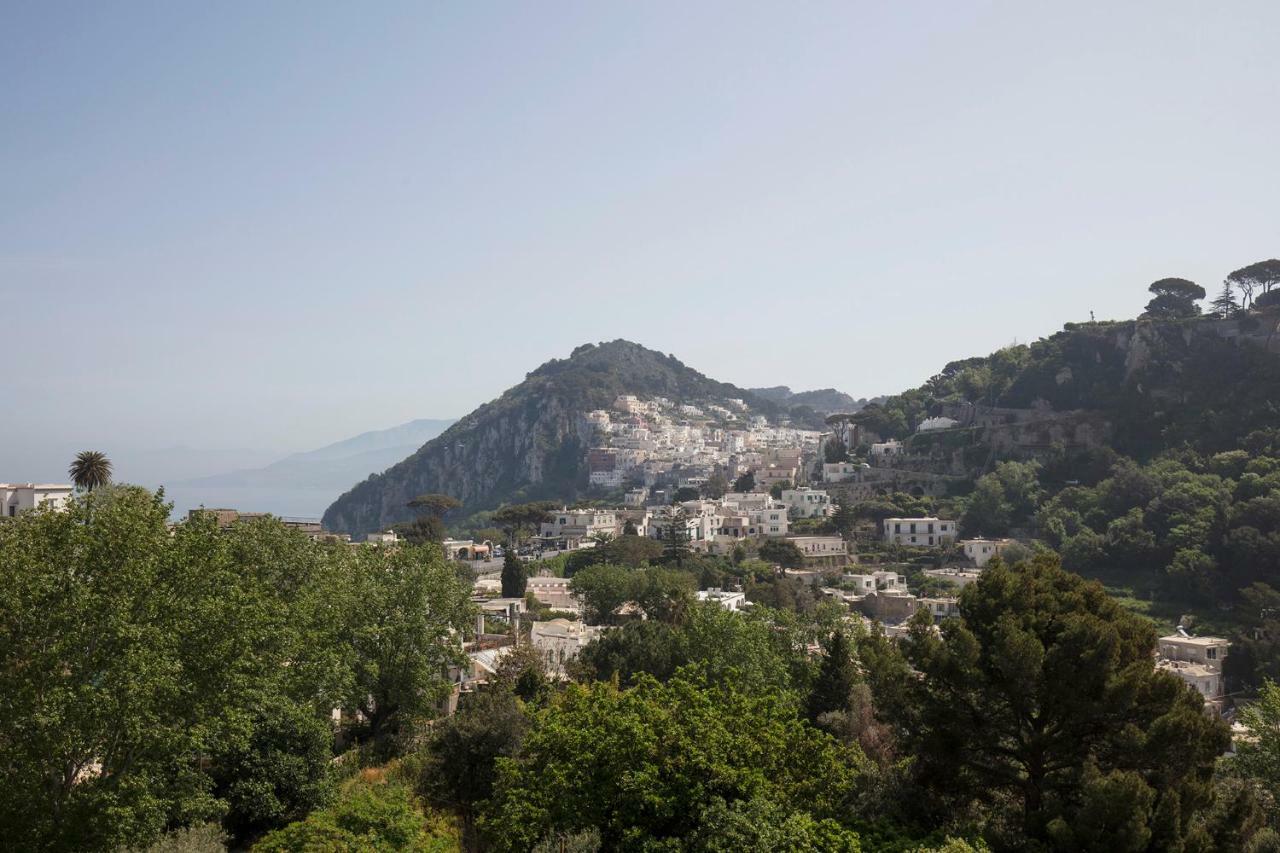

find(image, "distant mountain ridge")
[747,386,877,413]
[323,340,795,536]
[179,419,456,492]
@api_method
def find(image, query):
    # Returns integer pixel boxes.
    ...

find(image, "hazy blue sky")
[4,1,1278,474]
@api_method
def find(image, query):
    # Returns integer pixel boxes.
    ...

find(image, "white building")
[623,488,649,507]
[696,588,749,612]
[822,461,863,483]
[785,535,848,569]
[613,394,643,414]
[917,417,959,432]
[923,567,983,589]
[443,539,491,560]
[883,517,957,547]
[869,440,904,461]
[962,537,1013,563]
[1157,634,1229,705]
[588,469,625,488]
[531,619,602,676]
[843,571,907,594]
[722,492,775,511]
[753,464,798,491]
[1158,634,1228,670]
[646,504,711,549]
[2,483,74,518]
[539,509,620,548]
[779,487,832,519]
[527,576,580,613]
[961,538,1015,567]
[919,596,961,621]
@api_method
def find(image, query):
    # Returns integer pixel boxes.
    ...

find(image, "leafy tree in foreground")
[0,487,215,850]
[732,471,756,492]
[1230,679,1280,825]
[209,701,335,844]
[339,543,473,753]
[0,488,374,850]
[416,687,529,846]
[575,603,804,697]
[478,672,870,852]
[890,554,1230,850]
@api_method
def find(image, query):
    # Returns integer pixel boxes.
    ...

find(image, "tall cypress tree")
[501,550,527,598]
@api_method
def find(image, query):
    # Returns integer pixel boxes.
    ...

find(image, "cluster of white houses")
[529,489,851,569]
[581,394,823,494]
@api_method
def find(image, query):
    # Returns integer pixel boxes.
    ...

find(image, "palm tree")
[69,450,112,492]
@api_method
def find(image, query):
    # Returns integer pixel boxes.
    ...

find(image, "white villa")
[696,588,749,612]
[779,487,832,519]
[961,537,1015,567]
[883,517,957,547]
[1157,633,1230,706]
[531,619,602,677]
[2,483,73,518]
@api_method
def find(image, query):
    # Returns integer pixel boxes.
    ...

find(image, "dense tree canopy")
[0,488,472,851]
[884,555,1230,850]
[1143,277,1206,319]
[478,671,870,852]
[1227,259,1280,308]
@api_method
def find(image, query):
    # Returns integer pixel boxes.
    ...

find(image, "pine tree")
[501,550,527,598]
[1210,281,1240,318]
[807,630,859,722]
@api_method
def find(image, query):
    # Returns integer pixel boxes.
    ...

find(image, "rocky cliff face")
[322,340,782,537]
[322,391,588,536]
